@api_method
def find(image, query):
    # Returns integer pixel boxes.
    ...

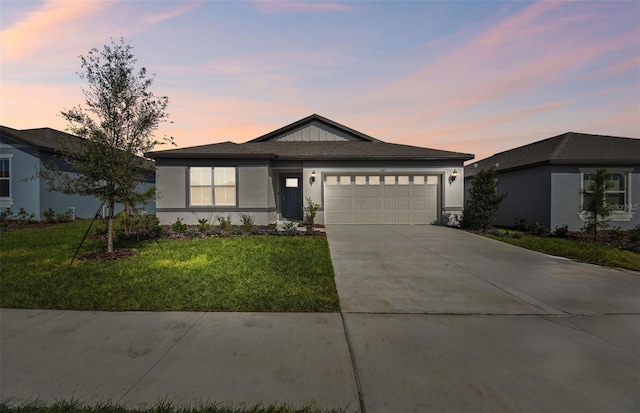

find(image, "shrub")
[240,214,255,232]
[171,217,188,232]
[43,208,56,223]
[0,208,14,222]
[217,216,232,232]
[197,218,211,232]
[553,224,569,238]
[460,168,507,231]
[282,221,298,235]
[56,212,72,223]
[16,208,35,223]
[303,197,320,226]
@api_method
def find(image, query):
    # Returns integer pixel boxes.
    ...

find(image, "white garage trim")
[324,174,439,224]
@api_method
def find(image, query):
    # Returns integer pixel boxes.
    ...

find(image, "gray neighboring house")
[147,114,473,226]
[465,132,640,231]
[0,125,156,221]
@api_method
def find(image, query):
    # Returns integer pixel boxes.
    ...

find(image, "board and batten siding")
[273,121,362,142]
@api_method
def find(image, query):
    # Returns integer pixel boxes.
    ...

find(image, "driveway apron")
[327,225,640,413]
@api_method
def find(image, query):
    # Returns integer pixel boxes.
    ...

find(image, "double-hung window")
[0,157,11,199]
[190,167,236,206]
[580,170,633,221]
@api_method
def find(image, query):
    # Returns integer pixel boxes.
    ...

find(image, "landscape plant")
[40,37,172,253]
[582,168,614,241]
[303,197,321,234]
[197,218,210,232]
[217,216,233,231]
[460,168,507,231]
[42,208,56,223]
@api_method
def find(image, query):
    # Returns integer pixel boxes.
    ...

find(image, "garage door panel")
[397,199,410,210]
[324,174,439,224]
[354,199,368,211]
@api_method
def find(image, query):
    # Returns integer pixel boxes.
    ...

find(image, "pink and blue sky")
[1,0,638,161]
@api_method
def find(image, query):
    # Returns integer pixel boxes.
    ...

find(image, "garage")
[324,174,439,224]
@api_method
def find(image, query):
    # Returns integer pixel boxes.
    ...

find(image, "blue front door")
[281,174,303,219]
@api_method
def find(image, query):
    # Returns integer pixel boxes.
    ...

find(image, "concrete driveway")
[327,225,640,413]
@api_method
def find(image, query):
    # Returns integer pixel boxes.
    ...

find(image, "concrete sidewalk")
[0,310,360,410]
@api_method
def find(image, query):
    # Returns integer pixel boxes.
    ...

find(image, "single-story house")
[146,114,474,226]
[0,125,156,221]
[464,132,640,231]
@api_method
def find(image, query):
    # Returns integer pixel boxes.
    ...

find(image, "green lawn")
[484,232,640,272]
[0,221,340,312]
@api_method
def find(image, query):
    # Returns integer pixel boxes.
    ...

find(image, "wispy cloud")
[142,1,205,25]
[253,0,354,15]
[0,0,111,62]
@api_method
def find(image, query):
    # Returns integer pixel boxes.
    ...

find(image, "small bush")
[197,218,211,232]
[553,224,569,238]
[16,208,35,223]
[42,208,56,223]
[0,207,14,222]
[56,211,72,223]
[217,216,232,232]
[240,214,255,232]
[171,217,188,232]
[282,221,298,235]
[303,197,320,226]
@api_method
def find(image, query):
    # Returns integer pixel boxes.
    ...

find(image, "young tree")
[582,168,614,241]
[45,37,172,252]
[460,168,507,231]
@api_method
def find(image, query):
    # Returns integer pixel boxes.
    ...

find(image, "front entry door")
[281,174,303,219]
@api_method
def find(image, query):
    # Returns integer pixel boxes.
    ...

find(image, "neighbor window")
[582,172,628,212]
[190,167,236,206]
[0,158,11,198]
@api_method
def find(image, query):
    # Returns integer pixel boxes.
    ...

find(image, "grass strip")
[0,400,353,413]
[484,232,640,271]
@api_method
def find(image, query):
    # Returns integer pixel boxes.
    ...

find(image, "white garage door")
[324,175,439,224]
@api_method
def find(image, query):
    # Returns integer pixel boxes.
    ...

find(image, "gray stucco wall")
[551,165,640,231]
[155,158,466,226]
[493,166,551,228]
[155,161,275,225]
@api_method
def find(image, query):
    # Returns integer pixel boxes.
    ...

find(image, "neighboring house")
[465,132,640,231]
[147,114,473,226]
[0,125,156,221]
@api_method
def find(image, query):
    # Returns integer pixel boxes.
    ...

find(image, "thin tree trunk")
[107,199,115,253]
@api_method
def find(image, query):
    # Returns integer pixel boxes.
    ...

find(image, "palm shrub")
[460,168,507,231]
[582,168,613,241]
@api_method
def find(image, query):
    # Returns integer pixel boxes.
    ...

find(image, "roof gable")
[248,114,380,142]
[467,132,640,176]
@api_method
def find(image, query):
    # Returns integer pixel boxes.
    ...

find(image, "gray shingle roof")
[0,125,83,153]
[147,141,473,160]
[466,132,640,177]
[147,114,474,161]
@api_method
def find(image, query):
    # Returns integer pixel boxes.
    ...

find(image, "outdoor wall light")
[310,170,316,185]
[451,169,458,181]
